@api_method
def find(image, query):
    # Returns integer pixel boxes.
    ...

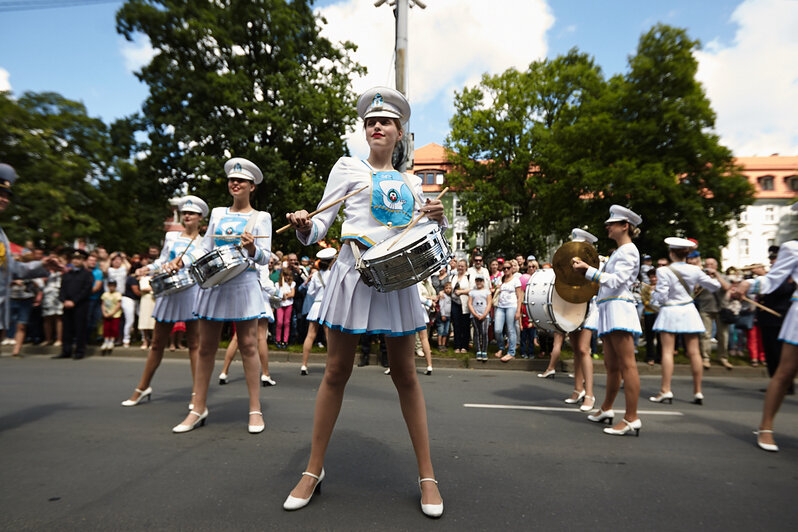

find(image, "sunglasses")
[503,266,512,270]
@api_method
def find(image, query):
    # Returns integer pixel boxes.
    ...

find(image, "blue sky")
[2,0,797,158]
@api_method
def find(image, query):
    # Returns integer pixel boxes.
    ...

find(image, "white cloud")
[695,0,798,156]
[0,68,10,92]
[317,0,554,156]
[119,36,157,73]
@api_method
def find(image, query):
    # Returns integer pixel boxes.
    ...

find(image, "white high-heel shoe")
[418,478,444,518]
[754,430,779,452]
[283,469,325,511]
[587,408,614,424]
[121,387,152,407]
[261,375,277,386]
[172,409,208,433]
[564,390,586,404]
[579,395,596,412]
[649,391,673,404]
[537,369,555,379]
[425,366,433,375]
[248,411,265,434]
[300,365,308,376]
[692,392,704,405]
[188,392,196,411]
[218,372,228,385]
[604,418,642,436]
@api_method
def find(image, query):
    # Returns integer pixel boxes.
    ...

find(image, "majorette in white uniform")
[148,195,208,323]
[306,248,336,323]
[582,206,643,336]
[652,237,720,334]
[194,159,272,321]
[297,90,447,336]
[257,263,275,323]
[570,228,600,331]
[747,238,798,345]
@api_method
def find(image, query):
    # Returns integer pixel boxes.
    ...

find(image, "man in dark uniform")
[54,250,94,359]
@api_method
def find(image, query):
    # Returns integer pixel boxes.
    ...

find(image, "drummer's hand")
[571,258,589,274]
[287,210,312,235]
[732,280,750,299]
[422,199,444,223]
[240,231,256,256]
[135,266,150,277]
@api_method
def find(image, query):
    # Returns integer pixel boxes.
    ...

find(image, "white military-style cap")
[792,202,798,212]
[316,247,337,260]
[664,236,695,249]
[605,204,642,227]
[356,86,411,124]
[526,255,536,261]
[0,163,18,193]
[570,228,598,243]
[224,157,263,185]
[179,195,209,218]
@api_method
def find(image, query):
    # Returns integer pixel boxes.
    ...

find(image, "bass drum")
[524,268,587,333]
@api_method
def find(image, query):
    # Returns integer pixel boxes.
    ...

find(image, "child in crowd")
[468,275,492,361]
[101,280,122,354]
[436,282,452,351]
[275,266,296,349]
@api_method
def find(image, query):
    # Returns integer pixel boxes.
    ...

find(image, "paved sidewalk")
[13,343,773,380]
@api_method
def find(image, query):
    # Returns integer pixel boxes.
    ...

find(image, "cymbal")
[552,241,601,304]
[554,279,598,304]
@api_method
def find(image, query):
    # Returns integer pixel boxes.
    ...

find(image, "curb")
[11,344,771,379]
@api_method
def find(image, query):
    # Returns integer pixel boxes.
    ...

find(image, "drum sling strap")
[668,266,695,301]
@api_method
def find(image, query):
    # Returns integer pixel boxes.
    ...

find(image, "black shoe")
[52,353,71,359]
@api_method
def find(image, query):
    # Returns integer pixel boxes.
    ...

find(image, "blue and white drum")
[191,244,249,288]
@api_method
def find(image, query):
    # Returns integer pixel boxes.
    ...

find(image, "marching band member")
[171,158,271,434]
[649,237,721,405]
[122,195,208,407]
[572,205,644,436]
[284,87,445,517]
[299,247,336,375]
[734,215,797,452]
[564,228,599,412]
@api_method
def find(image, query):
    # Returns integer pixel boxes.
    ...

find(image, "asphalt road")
[1,354,796,531]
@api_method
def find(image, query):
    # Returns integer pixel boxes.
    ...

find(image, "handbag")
[719,307,737,324]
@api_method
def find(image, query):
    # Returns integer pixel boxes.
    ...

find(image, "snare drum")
[524,268,587,333]
[150,269,196,297]
[191,244,249,288]
[357,223,453,293]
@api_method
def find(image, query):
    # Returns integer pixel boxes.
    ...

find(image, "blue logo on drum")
[214,216,248,246]
[370,170,413,228]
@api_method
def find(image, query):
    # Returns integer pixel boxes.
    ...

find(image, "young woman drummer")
[171,158,272,434]
[649,237,721,405]
[284,87,445,517]
[572,205,644,436]
[122,195,208,408]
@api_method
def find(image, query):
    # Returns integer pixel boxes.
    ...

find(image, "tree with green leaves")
[116,0,365,251]
[446,24,754,261]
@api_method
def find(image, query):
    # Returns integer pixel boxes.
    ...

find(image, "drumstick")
[386,187,449,251]
[275,184,370,235]
[216,235,271,240]
[741,295,782,318]
[177,234,199,260]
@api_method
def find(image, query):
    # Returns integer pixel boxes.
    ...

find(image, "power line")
[0,0,122,13]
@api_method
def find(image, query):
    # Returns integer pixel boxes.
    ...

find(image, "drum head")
[550,289,587,333]
[363,222,438,259]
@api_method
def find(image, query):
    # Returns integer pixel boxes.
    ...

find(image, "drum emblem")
[371,170,413,227]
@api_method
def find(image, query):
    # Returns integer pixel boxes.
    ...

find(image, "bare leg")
[235,319,262,427]
[175,319,223,427]
[684,333,703,395]
[127,321,174,401]
[544,332,564,372]
[43,316,54,344]
[606,331,640,428]
[600,336,622,412]
[221,333,238,375]
[418,328,433,370]
[385,334,441,505]
[289,328,360,499]
[185,320,200,396]
[11,323,26,356]
[301,321,318,368]
[758,343,798,446]
[257,318,271,377]
[658,332,676,393]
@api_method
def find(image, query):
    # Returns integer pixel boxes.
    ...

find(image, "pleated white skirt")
[779,300,797,345]
[153,285,199,323]
[597,299,642,337]
[317,244,426,336]
[653,302,705,334]
[194,270,262,322]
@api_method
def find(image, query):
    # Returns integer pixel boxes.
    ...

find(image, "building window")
[767,238,775,248]
[740,238,749,256]
[453,198,463,217]
[787,175,798,192]
[758,175,774,191]
[512,206,521,224]
[436,172,445,185]
[455,232,468,251]
[740,209,748,223]
[765,207,775,222]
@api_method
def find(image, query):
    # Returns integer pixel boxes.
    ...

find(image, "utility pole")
[375,0,426,171]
